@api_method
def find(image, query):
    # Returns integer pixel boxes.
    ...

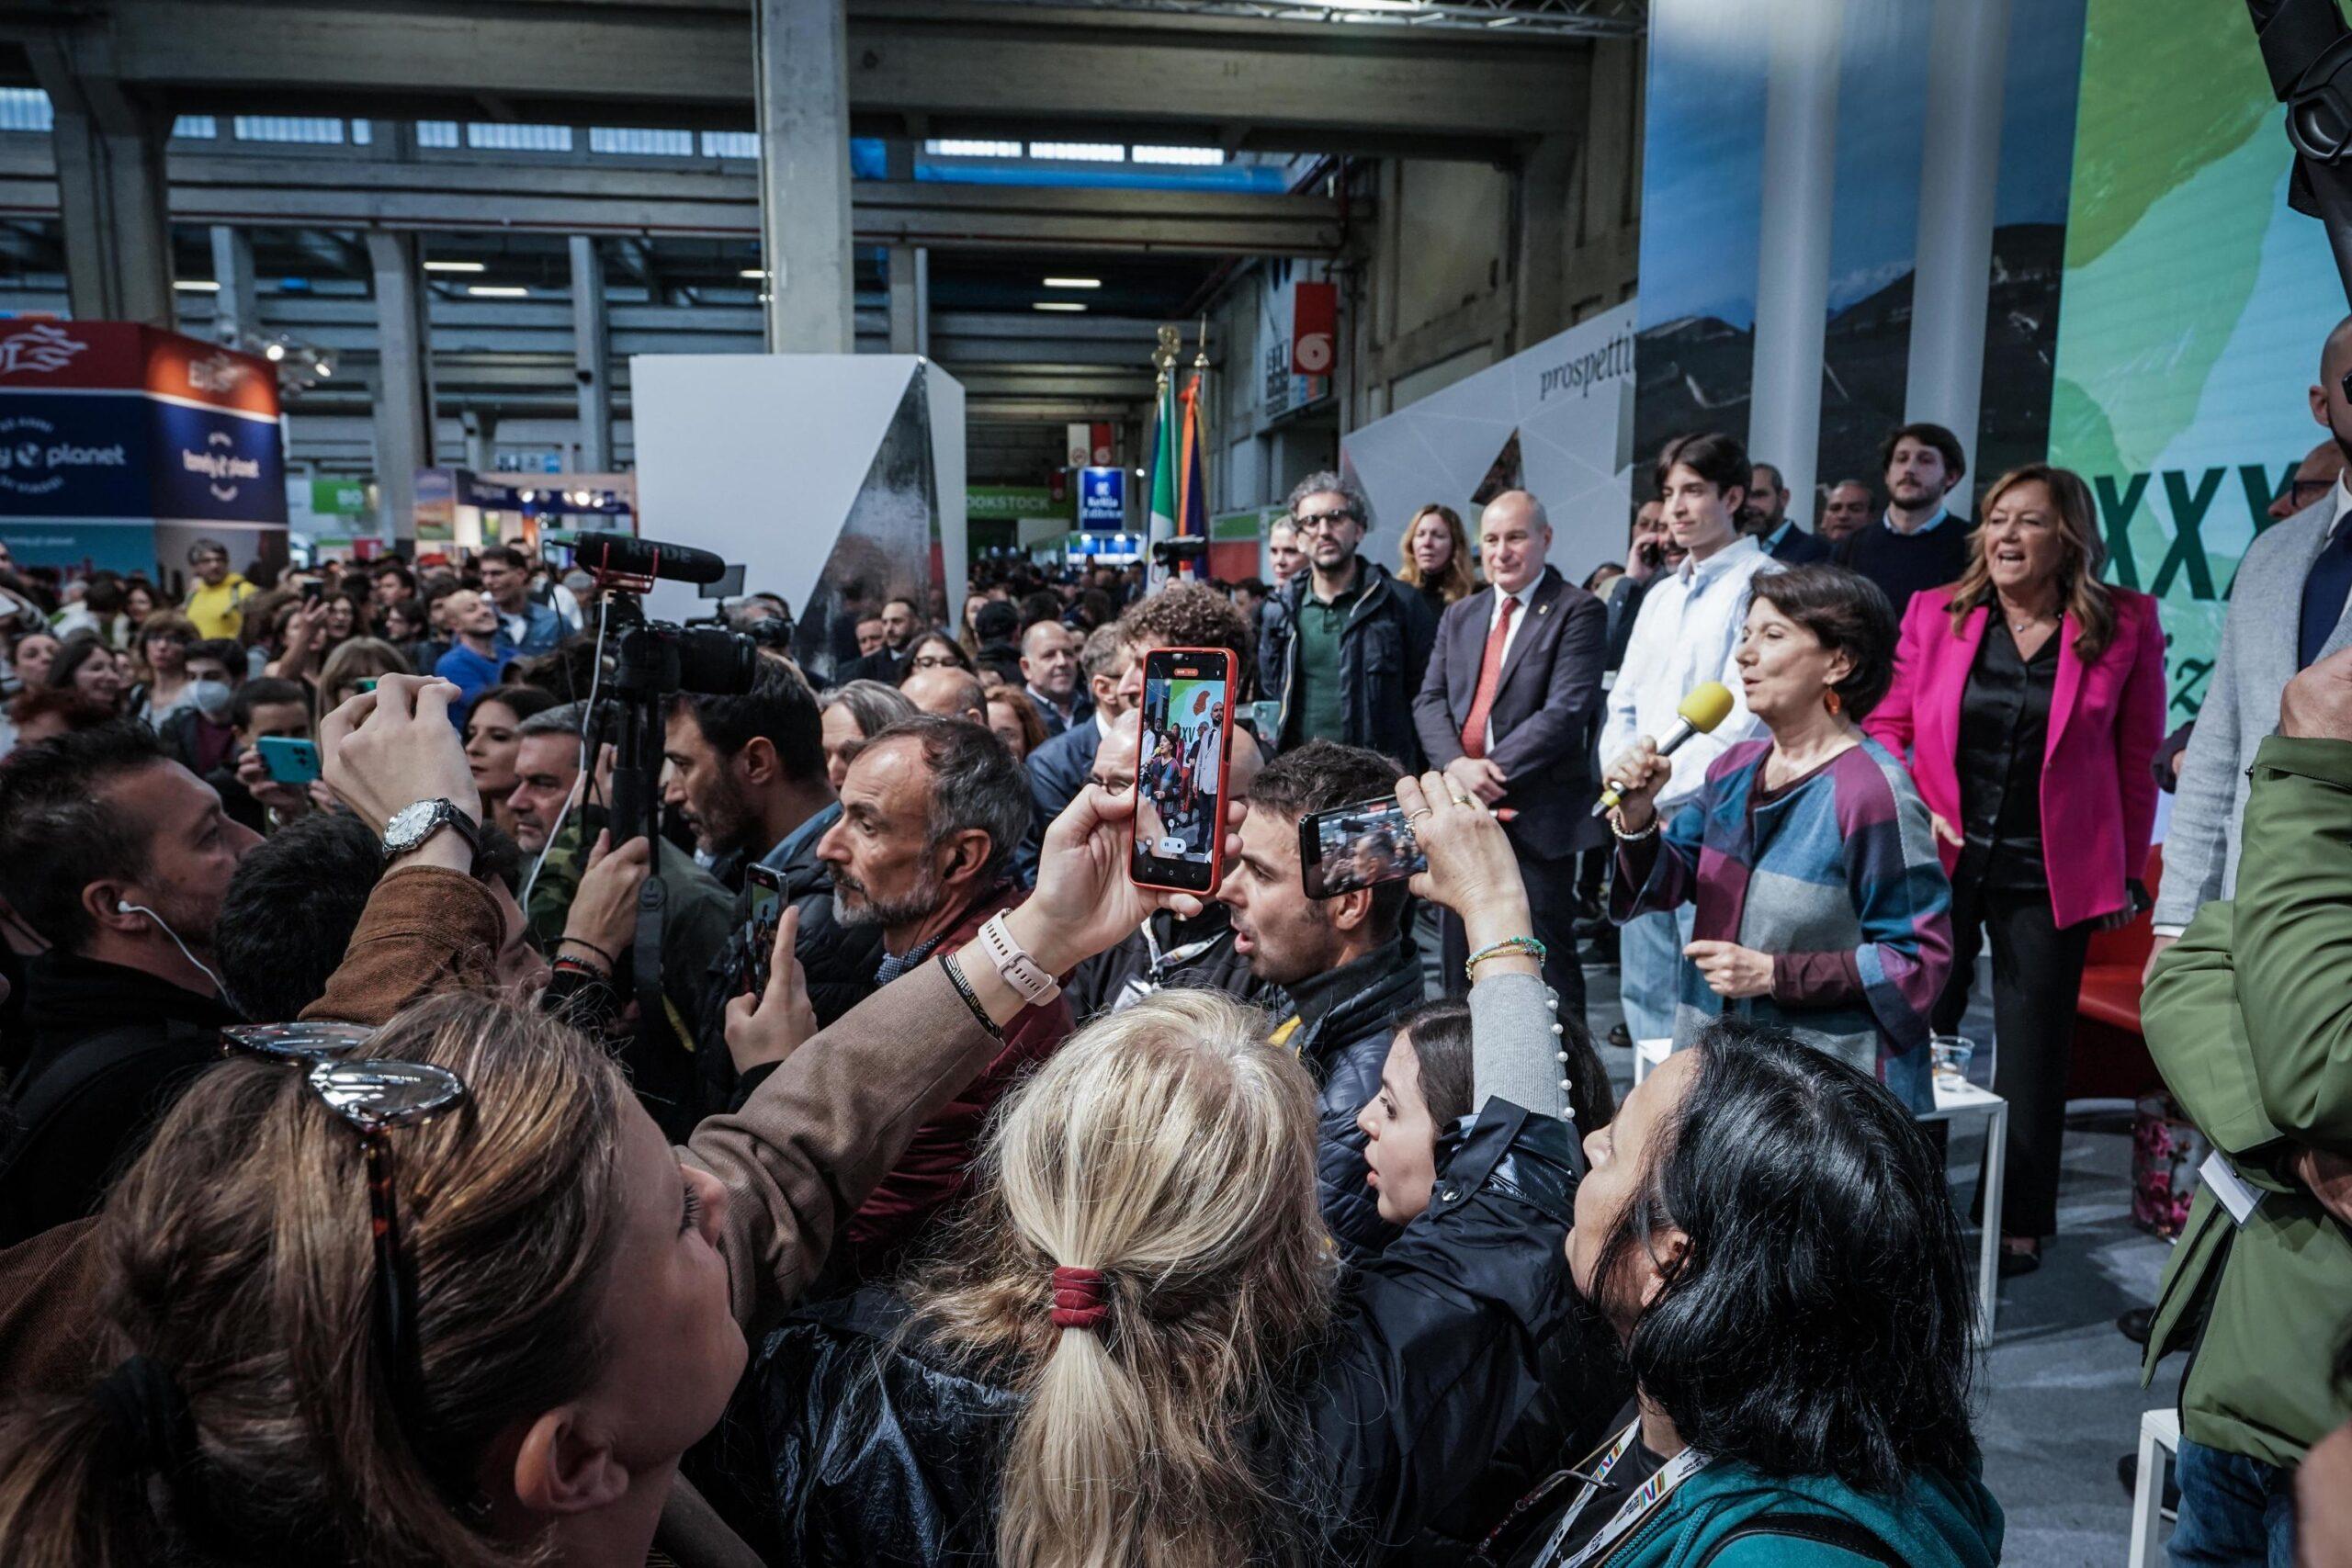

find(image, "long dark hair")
[1591,1020,1978,1494]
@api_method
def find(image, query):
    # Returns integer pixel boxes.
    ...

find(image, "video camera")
[1150,536,1208,570]
[546,530,759,1024]
[2253,0,2352,304]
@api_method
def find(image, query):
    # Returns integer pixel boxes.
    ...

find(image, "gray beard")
[831,863,946,933]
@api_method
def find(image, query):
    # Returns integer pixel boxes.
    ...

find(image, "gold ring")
[1407,807,1434,822]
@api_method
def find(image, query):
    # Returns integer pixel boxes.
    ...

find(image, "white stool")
[1917,1076,2010,1341]
[2128,1408,2180,1568]
[1632,1035,1671,1086]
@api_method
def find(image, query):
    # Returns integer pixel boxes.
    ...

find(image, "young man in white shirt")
[1600,432,1780,1046]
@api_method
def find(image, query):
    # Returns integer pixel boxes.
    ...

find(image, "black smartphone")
[300,581,323,604]
[1128,647,1237,896]
[1298,795,1428,900]
[744,863,785,995]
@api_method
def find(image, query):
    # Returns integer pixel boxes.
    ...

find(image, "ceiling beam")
[0,0,1589,156]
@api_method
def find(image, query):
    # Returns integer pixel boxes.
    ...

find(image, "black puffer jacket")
[1283,931,1426,1260]
[752,1100,1581,1567]
[1258,559,1438,769]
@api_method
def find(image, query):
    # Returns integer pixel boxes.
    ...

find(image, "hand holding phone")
[1299,795,1429,899]
[744,863,786,996]
[1127,647,1237,896]
[254,735,323,785]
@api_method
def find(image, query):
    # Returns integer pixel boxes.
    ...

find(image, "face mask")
[189,679,234,722]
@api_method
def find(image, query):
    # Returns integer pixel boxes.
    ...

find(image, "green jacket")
[1499,1460,2001,1568]
[2142,734,2352,1468]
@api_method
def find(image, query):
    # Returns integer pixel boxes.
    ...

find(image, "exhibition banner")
[1340,303,1636,579]
[2047,0,2343,721]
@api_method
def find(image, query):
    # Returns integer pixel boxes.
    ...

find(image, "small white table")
[2128,1408,2180,1568]
[1634,1037,2010,1339]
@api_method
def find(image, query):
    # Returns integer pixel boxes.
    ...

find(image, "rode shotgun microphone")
[571,534,729,585]
[1592,681,1737,815]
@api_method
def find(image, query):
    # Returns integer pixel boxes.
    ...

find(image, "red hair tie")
[1049,1265,1111,1331]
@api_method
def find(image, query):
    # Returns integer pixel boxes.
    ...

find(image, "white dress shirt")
[1600,536,1780,808]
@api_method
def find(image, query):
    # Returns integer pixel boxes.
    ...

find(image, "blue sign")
[1077,465,1125,531]
[0,393,150,518]
[149,402,286,524]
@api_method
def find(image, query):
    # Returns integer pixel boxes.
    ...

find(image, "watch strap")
[385,798,482,858]
[976,910,1060,1007]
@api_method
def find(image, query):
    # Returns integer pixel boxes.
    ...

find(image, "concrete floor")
[1582,959,2180,1568]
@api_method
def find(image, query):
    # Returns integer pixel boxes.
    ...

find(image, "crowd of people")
[0,321,2347,1567]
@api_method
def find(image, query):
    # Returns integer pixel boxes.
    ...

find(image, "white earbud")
[117,899,231,1005]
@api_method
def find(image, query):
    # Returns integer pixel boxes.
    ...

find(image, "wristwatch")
[382,798,482,860]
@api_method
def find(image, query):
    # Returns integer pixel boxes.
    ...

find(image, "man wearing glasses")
[1256,472,1436,769]
[2154,313,2352,980]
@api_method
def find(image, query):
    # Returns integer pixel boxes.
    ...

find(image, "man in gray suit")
[1411,490,1607,1018]
[2152,313,2352,976]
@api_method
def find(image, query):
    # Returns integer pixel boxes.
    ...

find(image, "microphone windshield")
[1677,681,1736,734]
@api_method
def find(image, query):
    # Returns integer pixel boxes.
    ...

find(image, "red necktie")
[1460,594,1518,760]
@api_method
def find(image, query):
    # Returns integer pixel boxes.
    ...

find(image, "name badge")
[2200,1149,2263,1227]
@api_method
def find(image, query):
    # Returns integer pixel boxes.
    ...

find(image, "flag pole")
[1148,324,1182,589]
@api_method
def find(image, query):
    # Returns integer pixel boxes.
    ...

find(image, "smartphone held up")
[1127,647,1237,896]
[1299,796,1428,899]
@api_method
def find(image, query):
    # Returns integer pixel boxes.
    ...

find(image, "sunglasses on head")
[221,1023,469,1452]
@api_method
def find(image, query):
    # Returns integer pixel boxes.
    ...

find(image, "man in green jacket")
[2143,649,2352,1566]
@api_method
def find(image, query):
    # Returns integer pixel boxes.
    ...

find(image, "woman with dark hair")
[902,628,976,679]
[46,635,124,716]
[126,610,199,727]
[1398,502,1476,609]
[1486,1018,1997,1568]
[985,686,1048,763]
[464,682,560,840]
[1604,564,1953,1111]
[1866,462,2164,1270]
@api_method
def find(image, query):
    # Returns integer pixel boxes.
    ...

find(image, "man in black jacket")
[1218,739,1423,1260]
[1411,491,1607,1021]
[661,661,881,1052]
[1258,472,1437,770]
[0,721,259,1246]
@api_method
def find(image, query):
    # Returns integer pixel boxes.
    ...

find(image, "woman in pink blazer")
[1866,463,2165,1270]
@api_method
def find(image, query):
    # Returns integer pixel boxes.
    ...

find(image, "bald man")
[1017,619,1089,739]
[1409,488,1607,1019]
[2154,312,2352,976]
[899,665,989,728]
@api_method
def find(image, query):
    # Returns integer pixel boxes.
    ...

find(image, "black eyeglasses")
[221,1025,469,1444]
[1292,508,1360,536]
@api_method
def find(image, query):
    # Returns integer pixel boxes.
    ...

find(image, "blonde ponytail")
[908,990,1339,1568]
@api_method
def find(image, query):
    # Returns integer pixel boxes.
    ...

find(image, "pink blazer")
[1865,585,2165,929]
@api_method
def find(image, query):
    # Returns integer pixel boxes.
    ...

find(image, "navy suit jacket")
[1767,524,1833,564]
[1410,565,1608,859]
[1018,717,1101,881]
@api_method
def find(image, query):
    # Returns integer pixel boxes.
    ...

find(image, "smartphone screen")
[1128,647,1236,895]
[743,863,785,995]
[1298,795,1429,900]
[254,736,322,785]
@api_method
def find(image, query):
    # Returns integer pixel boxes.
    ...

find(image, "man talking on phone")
[1411,490,1607,1021]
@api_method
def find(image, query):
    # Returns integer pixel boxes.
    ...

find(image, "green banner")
[1212,506,1279,542]
[2050,0,2345,724]
[310,477,373,517]
[967,485,1069,522]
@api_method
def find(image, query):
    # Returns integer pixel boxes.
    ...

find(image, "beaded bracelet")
[559,937,620,969]
[551,953,610,982]
[1464,934,1547,984]
[1608,808,1659,842]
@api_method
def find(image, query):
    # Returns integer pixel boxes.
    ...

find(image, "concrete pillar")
[887,243,920,355]
[462,410,498,475]
[912,246,930,357]
[32,47,175,327]
[752,0,855,354]
[1904,0,2011,485]
[1747,0,1844,530]
[570,235,613,471]
[367,231,435,542]
[209,226,260,348]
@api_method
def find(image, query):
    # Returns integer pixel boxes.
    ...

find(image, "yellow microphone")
[1593,681,1736,815]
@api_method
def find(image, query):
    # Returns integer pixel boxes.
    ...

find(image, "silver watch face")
[386,800,440,849]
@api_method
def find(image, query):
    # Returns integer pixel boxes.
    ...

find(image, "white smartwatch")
[976,910,1061,1008]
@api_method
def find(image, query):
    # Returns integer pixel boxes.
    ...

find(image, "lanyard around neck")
[1532,1419,1710,1568]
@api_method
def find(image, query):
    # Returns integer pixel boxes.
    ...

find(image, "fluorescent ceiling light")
[1034,301,1088,312]
[468,285,530,298]
[174,279,220,292]
[1042,276,1102,289]
[739,268,768,279]
[928,138,1023,158]
[1309,0,1427,10]
[424,260,486,273]
[1131,145,1226,166]
[1029,141,1125,163]
[264,343,286,361]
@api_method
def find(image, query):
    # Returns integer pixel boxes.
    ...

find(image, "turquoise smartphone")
[254,735,322,785]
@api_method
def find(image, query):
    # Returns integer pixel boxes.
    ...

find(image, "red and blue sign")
[0,321,286,571]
